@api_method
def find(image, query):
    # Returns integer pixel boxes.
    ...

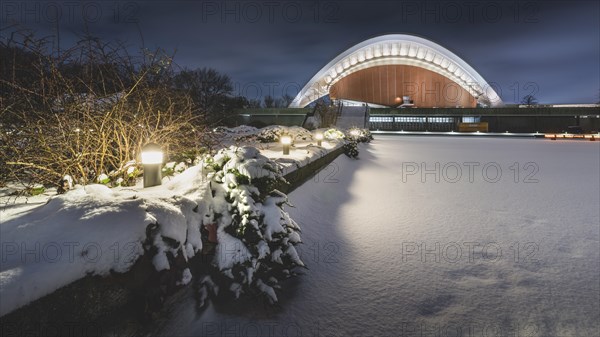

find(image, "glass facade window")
[369,116,394,122]
[462,117,480,123]
[395,117,426,123]
[369,116,455,124]
[428,117,453,123]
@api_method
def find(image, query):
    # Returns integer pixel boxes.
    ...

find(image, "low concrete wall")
[234,108,311,127]
[276,146,345,194]
[0,252,159,336]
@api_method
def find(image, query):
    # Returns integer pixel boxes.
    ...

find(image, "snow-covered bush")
[97,173,111,185]
[93,161,143,187]
[26,184,45,196]
[162,161,188,177]
[202,146,304,303]
[346,128,374,143]
[214,125,259,136]
[343,141,359,159]
[340,128,371,158]
[236,125,313,144]
[323,128,345,140]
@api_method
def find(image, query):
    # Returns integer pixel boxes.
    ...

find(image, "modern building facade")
[290,34,503,108]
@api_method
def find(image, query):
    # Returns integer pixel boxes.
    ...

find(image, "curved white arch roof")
[290,34,503,108]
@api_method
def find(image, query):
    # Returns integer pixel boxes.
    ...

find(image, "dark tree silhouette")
[282,94,294,107]
[262,95,291,108]
[521,94,538,107]
[247,99,262,108]
[263,95,275,108]
[173,67,238,124]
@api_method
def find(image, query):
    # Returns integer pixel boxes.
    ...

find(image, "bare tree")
[0,33,205,189]
[263,95,275,108]
[262,95,291,108]
[247,99,262,108]
[282,94,294,107]
[521,94,538,107]
[173,67,243,125]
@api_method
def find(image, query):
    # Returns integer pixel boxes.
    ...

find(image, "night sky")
[1,0,599,104]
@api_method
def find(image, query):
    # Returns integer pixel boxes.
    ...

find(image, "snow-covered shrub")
[27,184,45,196]
[287,126,313,141]
[162,161,188,177]
[202,146,304,303]
[237,125,313,144]
[323,128,345,140]
[96,161,143,187]
[214,125,259,136]
[343,141,359,159]
[346,128,373,143]
[212,126,260,145]
[97,173,111,185]
[57,175,74,194]
[171,148,206,166]
[113,162,141,187]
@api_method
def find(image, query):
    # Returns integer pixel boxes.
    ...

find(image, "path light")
[281,135,292,155]
[141,143,163,188]
[315,132,324,146]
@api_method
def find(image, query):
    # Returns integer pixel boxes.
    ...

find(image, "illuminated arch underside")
[330,65,477,108]
[290,34,502,108]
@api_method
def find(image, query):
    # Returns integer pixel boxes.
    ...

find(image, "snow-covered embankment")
[0,130,345,317]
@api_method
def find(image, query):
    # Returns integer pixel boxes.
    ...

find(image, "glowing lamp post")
[281,135,292,155]
[141,143,163,188]
[315,132,324,146]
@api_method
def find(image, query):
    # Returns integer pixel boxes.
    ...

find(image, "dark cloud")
[1,0,598,103]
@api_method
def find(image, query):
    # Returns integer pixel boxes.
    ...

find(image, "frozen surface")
[154,136,600,337]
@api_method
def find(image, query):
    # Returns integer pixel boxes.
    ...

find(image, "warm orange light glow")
[544,133,599,140]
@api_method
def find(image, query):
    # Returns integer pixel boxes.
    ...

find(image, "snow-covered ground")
[0,167,211,317]
[153,135,599,337]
